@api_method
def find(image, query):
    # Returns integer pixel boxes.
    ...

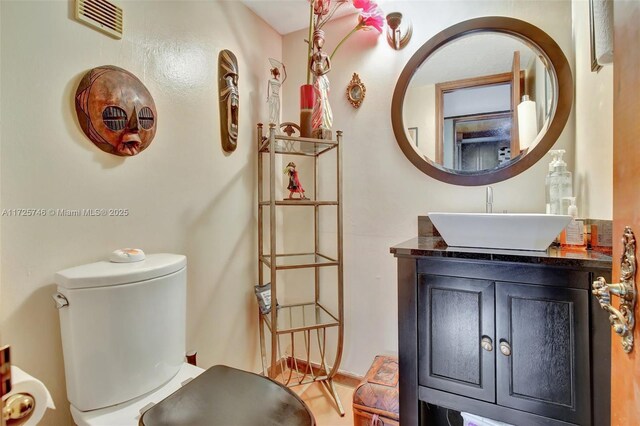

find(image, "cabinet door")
[418,275,495,402]
[495,283,590,425]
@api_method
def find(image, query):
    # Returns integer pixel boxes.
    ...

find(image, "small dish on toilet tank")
[109,248,146,263]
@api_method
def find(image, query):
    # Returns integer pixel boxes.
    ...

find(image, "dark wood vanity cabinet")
[495,283,589,424]
[419,276,496,403]
[419,275,590,424]
[393,241,612,426]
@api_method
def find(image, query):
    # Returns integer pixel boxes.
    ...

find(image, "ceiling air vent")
[75,0,123,39]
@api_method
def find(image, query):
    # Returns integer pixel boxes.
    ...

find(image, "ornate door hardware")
[592,226,636,353]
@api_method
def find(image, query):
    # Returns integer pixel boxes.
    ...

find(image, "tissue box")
[461,412,513,426]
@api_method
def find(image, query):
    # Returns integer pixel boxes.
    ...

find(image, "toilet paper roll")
[5,366,55,426]
[592,0,613,66]
[517,98,538,151]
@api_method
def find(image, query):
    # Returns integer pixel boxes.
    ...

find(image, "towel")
[592,0,613,66]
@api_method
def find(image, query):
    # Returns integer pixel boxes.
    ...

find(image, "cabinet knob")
[499,340,512,356]
[481,336,493,352]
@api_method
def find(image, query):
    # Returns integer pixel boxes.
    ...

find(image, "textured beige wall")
[572,0,613,219]
[0,1,280,424]
[282,0,576,377]
[404,84,436,159]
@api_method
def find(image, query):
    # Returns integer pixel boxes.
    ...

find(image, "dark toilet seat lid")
[139,365,315,426]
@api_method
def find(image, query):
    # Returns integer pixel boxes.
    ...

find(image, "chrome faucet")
[486,186,493,213]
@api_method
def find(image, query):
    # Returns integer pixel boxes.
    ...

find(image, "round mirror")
[391,17,573,185]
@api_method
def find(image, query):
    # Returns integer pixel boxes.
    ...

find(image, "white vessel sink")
[428,213,572,251]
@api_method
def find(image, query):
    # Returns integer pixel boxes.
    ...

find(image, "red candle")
[300,84,315,138]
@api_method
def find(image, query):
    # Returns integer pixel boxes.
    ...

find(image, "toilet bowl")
[70,363,203,426]
[54,253,203,425]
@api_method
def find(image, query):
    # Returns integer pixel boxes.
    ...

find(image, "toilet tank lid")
[55,253,186,289]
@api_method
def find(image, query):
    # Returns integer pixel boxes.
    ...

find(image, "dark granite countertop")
[391,236,612,270]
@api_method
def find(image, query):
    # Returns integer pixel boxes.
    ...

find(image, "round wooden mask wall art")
[75,65,157,156]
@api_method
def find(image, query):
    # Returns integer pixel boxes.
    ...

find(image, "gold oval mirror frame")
[347,73,366,108]
[391,17,573,186]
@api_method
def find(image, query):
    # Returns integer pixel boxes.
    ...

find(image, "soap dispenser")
[548,149,572,214]
[545,151,559,214]
[560,197,586,248]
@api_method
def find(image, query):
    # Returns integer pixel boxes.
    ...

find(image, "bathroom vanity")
[391,237,612,426]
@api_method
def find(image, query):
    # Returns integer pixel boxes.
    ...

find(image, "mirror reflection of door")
[437,69,523,171]
[403,33,555,173]
[437,53,523,171]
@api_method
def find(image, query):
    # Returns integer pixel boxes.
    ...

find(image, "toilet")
[54,253,205,425]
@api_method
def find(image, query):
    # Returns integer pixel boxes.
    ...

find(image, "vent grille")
[75,0,123,39]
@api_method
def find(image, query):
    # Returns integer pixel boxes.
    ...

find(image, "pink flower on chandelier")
[305,0,384,83]
[329,0,384,59]
[356,0,385,31]
[354,0,384,32]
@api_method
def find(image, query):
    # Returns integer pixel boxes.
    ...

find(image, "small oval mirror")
[347,73,366,108]
[391,17,573,186]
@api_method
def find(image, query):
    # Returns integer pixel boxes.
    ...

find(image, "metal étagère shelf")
[256,123,345,416]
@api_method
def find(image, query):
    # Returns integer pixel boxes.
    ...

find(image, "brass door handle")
[2,393,35,421]
[592,226,636,353]
[481,336,493,352]
[499,340,512,356]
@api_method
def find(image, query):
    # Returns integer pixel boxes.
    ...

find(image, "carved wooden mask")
[75,65,157,156]
[218,50,239,153]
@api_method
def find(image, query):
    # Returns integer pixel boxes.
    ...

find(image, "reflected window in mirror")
[448,113,512,171]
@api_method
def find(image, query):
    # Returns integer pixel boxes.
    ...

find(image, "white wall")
[404,83,436,158]
[572,0,613,219]
[0,1,280,424]
[282,0,575,377]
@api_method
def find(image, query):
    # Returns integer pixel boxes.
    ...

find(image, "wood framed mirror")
[391,17,573,186]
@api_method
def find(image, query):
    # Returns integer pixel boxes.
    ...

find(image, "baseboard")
[285,357,363,388]
[265,358,287,378]
[264,356,363,388]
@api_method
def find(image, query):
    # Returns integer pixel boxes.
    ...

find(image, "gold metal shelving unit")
[256,123,344,416]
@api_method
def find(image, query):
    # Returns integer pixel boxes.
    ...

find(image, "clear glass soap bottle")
[545,151,559,214]
[548,150,572,214]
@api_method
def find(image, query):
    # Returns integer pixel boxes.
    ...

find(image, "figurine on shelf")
[267,58,287,132]
[284,162,308,200]
[309,29,333,138]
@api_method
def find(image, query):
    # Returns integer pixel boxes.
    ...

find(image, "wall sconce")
[386,12,412,50]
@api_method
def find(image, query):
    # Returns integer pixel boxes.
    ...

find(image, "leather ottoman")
[353,356,399,426]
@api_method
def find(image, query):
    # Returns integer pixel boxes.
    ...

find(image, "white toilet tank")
[54,254,187,412]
